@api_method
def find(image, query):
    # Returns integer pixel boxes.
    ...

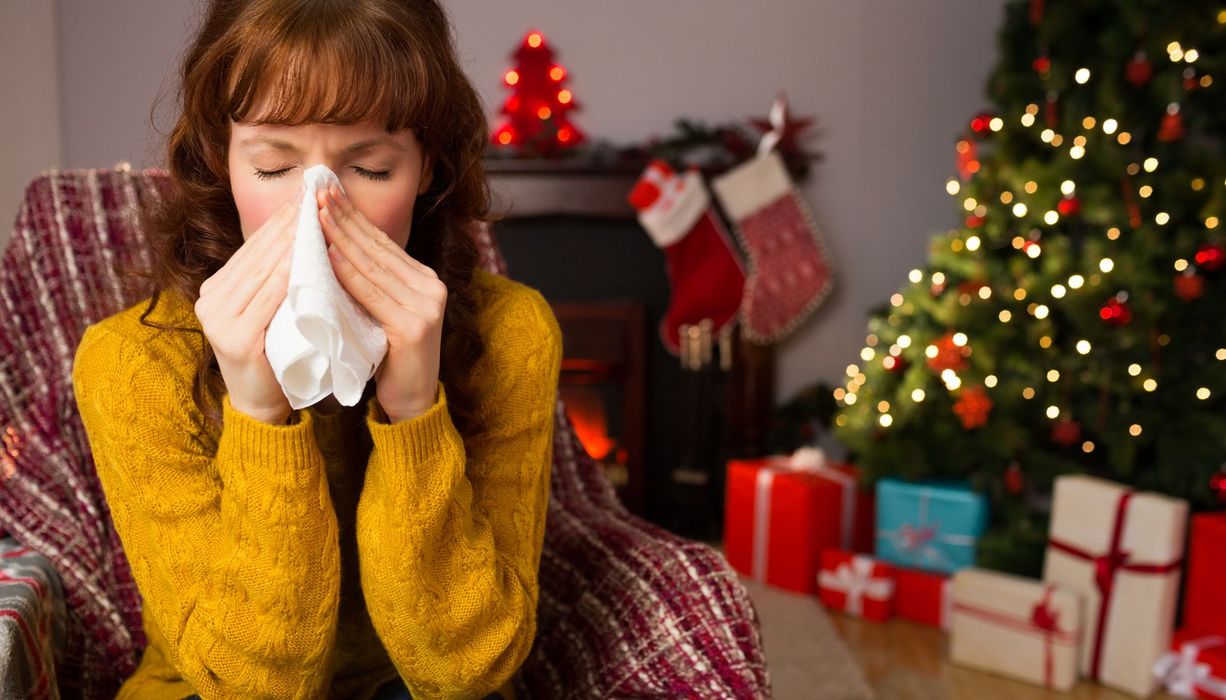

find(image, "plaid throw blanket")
[0,165,769,699]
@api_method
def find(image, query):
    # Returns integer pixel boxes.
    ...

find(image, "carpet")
[738,575,875,700]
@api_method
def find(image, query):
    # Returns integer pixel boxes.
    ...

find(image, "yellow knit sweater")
[72,268,562,700]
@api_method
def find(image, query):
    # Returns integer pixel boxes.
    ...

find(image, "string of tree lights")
[832,0,1226,575]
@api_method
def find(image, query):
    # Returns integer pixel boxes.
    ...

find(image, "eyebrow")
[239,135,407,155]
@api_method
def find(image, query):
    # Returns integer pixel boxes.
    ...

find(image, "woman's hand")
[196,196,298,424]
[317,184,447,423]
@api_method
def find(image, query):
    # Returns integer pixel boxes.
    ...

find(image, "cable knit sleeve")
[356,286,562,700]
[72,323,341,699]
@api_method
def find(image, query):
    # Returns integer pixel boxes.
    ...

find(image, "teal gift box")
[875,478,988,574]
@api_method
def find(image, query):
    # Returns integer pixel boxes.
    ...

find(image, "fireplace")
[485,158,774,540]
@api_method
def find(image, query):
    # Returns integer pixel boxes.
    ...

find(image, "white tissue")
[264,164,388,409]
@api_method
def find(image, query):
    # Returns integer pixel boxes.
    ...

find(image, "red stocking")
[711,150,835,344]
[629,160,747,356]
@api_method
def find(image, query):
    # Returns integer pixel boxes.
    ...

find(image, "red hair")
[132,0,497,436]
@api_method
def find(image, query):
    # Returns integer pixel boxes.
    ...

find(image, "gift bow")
[1153,636,1226,698]
[817,555,894,616]
[751,447,856,581]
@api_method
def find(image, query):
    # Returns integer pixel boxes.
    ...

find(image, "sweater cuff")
[364,381,463,466]
[218,393,324,492]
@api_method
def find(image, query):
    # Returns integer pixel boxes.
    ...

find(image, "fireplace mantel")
[485,157,642,219]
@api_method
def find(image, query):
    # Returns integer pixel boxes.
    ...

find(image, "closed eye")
[253,167,392,182]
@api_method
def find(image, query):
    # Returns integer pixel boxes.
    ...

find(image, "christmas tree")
[834,0,1226,576]
[490,29,586,157]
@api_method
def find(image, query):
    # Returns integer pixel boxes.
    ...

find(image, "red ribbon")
[1047,490,1183,680]
[1030,587,1060,687]
[952,584,1075,689]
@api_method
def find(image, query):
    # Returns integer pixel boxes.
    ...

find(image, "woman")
[71,1,561,698]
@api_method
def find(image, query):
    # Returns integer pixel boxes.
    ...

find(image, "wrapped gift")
[1043,474,1188,697]
[724,447,869,593]
[948,568,1082,692]
[1152,630,1226,699]
[1183,514,1226,638]
[875,478,988,574]
[817,549,895,622]
[895,566,953,629]
[0,537,67,700]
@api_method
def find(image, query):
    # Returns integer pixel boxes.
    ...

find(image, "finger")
[325,186,437,280]
[220,227,295,321]
[320,203,418,306]
[205,199,298,297]
[328,244,439,325]
[240,245,294,333]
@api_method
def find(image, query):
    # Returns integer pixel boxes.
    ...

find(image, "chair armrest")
[524,501,771,699]
[0,536,68,700]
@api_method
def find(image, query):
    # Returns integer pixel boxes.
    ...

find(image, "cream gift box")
[1043,474,1188,697]
[949,567,1083,692]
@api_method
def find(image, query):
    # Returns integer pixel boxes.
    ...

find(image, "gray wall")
[0,1,61,251]
[5,0,1008,404]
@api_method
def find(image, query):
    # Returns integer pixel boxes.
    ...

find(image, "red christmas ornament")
[1057,196,1081,216]
[965,214,985,229]
[1005,462,1024,495]
[490,30,587,155]
[882,355,908,373]
[1126,53,1152,87]
[1158,109,1185,142]
[957,280,988,296]
[1029,0,1045,24]
[969,112,997,136]
[1100,297,1132,326]
[956,139,979,180]
[1033,54,1051,76]
[953,386,993,430]
[1045,91,1059,128]
[1196,243,1226,271]
[1175,272,1204,301]
[927,333,969,373]
[1051,419,1082,448]
[1211,468,1226,504]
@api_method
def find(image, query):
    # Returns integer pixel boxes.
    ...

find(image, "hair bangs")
[226,11,429,134]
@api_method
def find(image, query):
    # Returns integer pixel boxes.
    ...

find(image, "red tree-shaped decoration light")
[490,30,587,157]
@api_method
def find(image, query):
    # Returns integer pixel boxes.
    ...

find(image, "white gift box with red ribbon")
[949,567,1082,692]
[1043,474,1188,697]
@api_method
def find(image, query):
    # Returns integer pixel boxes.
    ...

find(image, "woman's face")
[227,113,431,248]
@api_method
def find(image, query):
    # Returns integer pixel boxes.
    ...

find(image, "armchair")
[0,164,771,699]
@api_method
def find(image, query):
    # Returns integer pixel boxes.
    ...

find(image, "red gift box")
[1184,514,1226,638]
[817,549,895,622]
[1153,630,1226,699]
[724,448,869,593]
[895,567,953,629]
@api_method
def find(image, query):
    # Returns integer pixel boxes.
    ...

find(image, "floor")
[829,614,1177,700]
[712,540,1177,700]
